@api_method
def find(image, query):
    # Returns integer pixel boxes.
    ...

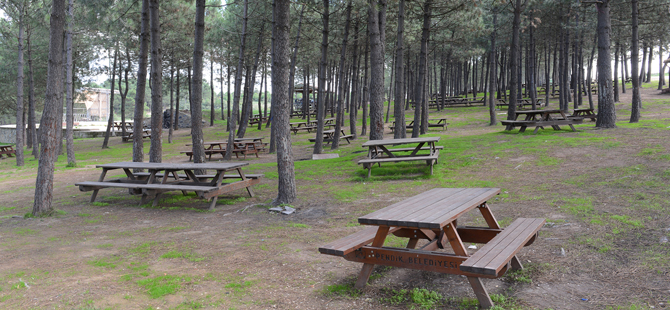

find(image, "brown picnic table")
[390,118,448,132]
[319,188,545,309]
[358,137,440,178]
[183,139,262,160]
[75,162,262,210]
[0,145,16,159]
[501,109,583,133]
[122,129,151,142]
[570,108,597,122]
[308,129,353,144]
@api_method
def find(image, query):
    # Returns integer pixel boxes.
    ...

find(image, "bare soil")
[1,86,670,310]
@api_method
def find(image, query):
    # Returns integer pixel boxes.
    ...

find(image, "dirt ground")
[1,85,670,310]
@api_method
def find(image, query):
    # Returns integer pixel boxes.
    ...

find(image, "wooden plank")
[76,181,217,192]
[459,218,545,276]
[358,154,438,164]
[96,162,247,171]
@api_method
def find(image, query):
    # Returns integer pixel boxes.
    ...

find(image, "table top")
[362,137,440,147]
[96,161,248,170]
[515,109,562,115]
[358,188,500,229]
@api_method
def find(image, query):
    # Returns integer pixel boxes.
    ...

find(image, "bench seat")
[75,181,218,193]
[381,146,444,152]
[290,126,316,134]
[319,226,402,256]
[459,218,545,276]
[181,149,227,161]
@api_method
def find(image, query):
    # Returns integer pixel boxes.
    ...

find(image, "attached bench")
[75,180,219,205]
[460,218,545,276]
[181,149,227,161]
[132,172,263,181]
[358,151,439,178]
[308,134,354,144]
[319,226,403,256]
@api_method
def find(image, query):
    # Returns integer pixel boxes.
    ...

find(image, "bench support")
[354,226,389,289]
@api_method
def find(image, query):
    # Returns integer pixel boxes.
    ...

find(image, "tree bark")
[27,28,37,158]
[349,22,360,139]
[238,26,265,138]
[646,44,653,83]
[226,0,248,159]
[287,5,305,123]
[190,0,207,163]
[133,0,150,165]
[613,42,619,103]
[630,0,641,123]
[412,0,430,137]
[102,47,118,149]
[33,0,66,216]
[15,8,25,166]
[65,0,75,166]
[331,1,351,151]
[273,0,296,205]
[367,0,384,140]
[361,41,369,136]
[121,48,130,137]
[149,0,163,163]
[210,56,214,126]
[168,58,174,143]
[506,0,522,121]
[488,8,497,126]
[394,0,406,138]
[595,0,616,128]
[658,43,665,90]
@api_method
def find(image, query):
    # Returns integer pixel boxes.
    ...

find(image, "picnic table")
[0,145,15,159]
[75,162,262,210]
[390,118,448,132]
[112,121,134,132]
[319,188,545,309]
[570,108,597,122]
[183,139,261,160]
[308,129,353,144]
[358,137,440,178]
[122,129,151,142]
[501,109,583,133]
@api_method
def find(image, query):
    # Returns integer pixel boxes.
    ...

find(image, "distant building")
[75,87,119,121]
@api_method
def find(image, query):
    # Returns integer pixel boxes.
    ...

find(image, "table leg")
[237,168,254,197]
[354,226,390,289]
[140,170,158,206]
[478,203,523,271]
[444,222,494,308]
[90,168,109,202]
[207,170,226,210]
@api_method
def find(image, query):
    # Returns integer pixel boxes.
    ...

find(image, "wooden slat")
[75,181,217,192]
[459,218,545,276]
[361,137,440,147]
[318,226,401,256]
[359,188,461,226]
[95,161,247,170]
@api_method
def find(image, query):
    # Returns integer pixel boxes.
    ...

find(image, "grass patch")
[322,282,362,298]
[137,274,192,298]
[13,228,38,236]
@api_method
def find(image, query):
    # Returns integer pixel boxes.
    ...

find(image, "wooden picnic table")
[112,121,134,132]
[183,139,261,160]
[501,109,583,133]
[319,188,545,309]
[570,108,597,122]
[308,129,353,144]
[75,162,262,210]
[0,145,15,159]
[358,137,440,178]
[390,118,448,132]
[122,129,151,142]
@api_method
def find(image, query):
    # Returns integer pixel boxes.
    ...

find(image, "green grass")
[13,228,38,236]
[137,275,192,298]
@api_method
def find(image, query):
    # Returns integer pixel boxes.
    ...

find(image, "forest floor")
[1,83,670,310]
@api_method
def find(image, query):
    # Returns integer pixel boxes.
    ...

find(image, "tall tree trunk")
[412,0,430,137]
[613,42,620,102]
[646,44,653,83]
[488,8,497,126]
[210,56,214,126]
[529,17,537,110]
[133,0,150,165]
[168,58,174,143]
[506,0,522,121]
[27,29,37,158]
[65,0,75,166]
[149,0,163,163]
[238,26,265,138]
[221,61,225,120]
[394,0,406,138]
[361,41,369,136]
[288,5,305,121]
[595,0,616,128]
[621,50,627,93]
[190,0,207,163]
[349,21,360,139]
[639,42,647,82]
[367,0,385,140]
[102,47,118,149]
[33,0,66,216]
[586,33,596,109]
[273,0,296,205]
[658,43,665,90]
[331,0,351,151]
[226,0,247,159]
[630,0,641,123]
[175,69,180,130]
[121,48,130,137]
[15,8,25,166]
